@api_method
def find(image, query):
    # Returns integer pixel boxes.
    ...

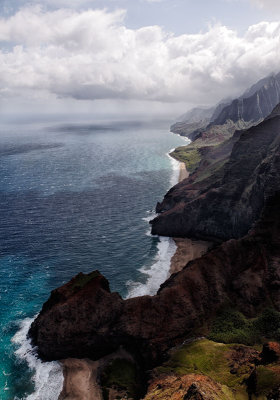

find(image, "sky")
[0,0,280,121]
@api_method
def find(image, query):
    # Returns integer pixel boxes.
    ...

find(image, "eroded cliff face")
[28,103,280,399]
[172,72,280,142]
[151,109,280,241]
[29,193,280,367]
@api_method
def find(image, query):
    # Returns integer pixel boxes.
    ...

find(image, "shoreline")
[56,150,190,399]
[170,160,211,274]
[55,158,208,400]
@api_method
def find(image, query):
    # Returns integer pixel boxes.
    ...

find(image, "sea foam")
[12,318,64,400]
[126,147,181,298]
[11,142,184,398]
[126,236,177,298]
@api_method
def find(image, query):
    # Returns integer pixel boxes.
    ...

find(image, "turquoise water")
[0,120,186,399]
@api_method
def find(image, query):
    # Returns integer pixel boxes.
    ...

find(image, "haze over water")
[0,120,186,399]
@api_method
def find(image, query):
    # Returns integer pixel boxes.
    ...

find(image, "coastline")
[170,160,211,274]
[58,158,193,400]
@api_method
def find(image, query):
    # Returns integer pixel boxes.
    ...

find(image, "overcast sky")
[1,0,280,120]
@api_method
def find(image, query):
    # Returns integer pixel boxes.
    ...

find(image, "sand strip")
[170,237,211,274]
[179,162,189,182]
[59,359,102,400]
[59,348,134,400]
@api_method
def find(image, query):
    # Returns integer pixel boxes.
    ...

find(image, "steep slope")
[170,102,230,141]
[212,73,280,126]
[27,102,280,400]
[151,105,280,241]
[172,72,280,142]
[170,107,216,140]
[29,191,280,366]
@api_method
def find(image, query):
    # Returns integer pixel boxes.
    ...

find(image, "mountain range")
[171,72,280,142]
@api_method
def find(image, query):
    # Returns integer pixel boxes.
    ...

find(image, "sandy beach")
[59,358,102,400]
[179,162,189,182]
[170,237,211,274]
[59,348,134,400]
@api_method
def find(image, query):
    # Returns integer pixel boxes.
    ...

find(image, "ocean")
[0,120,187,399]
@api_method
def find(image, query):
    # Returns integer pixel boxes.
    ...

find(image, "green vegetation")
[194,158,227,183]
[71,271,100,290]
[170,146,201,173]
[156,339,249,399]
[101,358,140,400]
[255,365,280,396]
[208,307,280,346]
[154,338,280,399]
[157,340,247,387]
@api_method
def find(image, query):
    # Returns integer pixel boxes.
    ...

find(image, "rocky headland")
[28,100,280,398]
[152,104,280,242]
[171,72,280,143]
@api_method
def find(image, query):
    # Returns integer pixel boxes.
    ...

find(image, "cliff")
[29,190,280,361]
[151,106,280,241]
[28,102,280,400]
[29,191,280,398]
[172,72,280,142]
[212,73,280,126]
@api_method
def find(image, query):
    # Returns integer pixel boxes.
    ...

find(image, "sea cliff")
[28,105,280,399]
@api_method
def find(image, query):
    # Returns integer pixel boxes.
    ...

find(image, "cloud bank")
[0,6,280,106]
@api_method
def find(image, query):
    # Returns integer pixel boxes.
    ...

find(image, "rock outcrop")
[151,105,280,241]
[144,340,280,400]
[144,374,224,400]
[27,99,280,400]
[29,191,280,366]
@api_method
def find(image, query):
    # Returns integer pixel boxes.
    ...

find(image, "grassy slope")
[154,339,280,399]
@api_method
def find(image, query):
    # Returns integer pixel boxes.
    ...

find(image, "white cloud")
[0,6,280,107]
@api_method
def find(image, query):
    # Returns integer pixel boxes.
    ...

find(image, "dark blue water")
[0,121,185,399]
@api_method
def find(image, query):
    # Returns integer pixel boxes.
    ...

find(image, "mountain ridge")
[171,72,280,142]
[151,105,280,241]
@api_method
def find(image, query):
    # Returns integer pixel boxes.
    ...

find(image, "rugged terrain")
[152,105,280,241]
[171,72,280,142]
[28,100,280,399]
[29,190,280,398]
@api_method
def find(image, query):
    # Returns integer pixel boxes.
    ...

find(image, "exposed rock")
[212,72,280,126]
[151,106,280,241]
[184,383,213,400]
[29,193,280,366]
[29,271,125,361]
[172,72,280,141]
[227,345,260,375]
[143,374,224,400]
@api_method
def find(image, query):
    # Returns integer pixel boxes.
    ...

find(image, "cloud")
[0,6,280,106]
[250,0,280,10]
